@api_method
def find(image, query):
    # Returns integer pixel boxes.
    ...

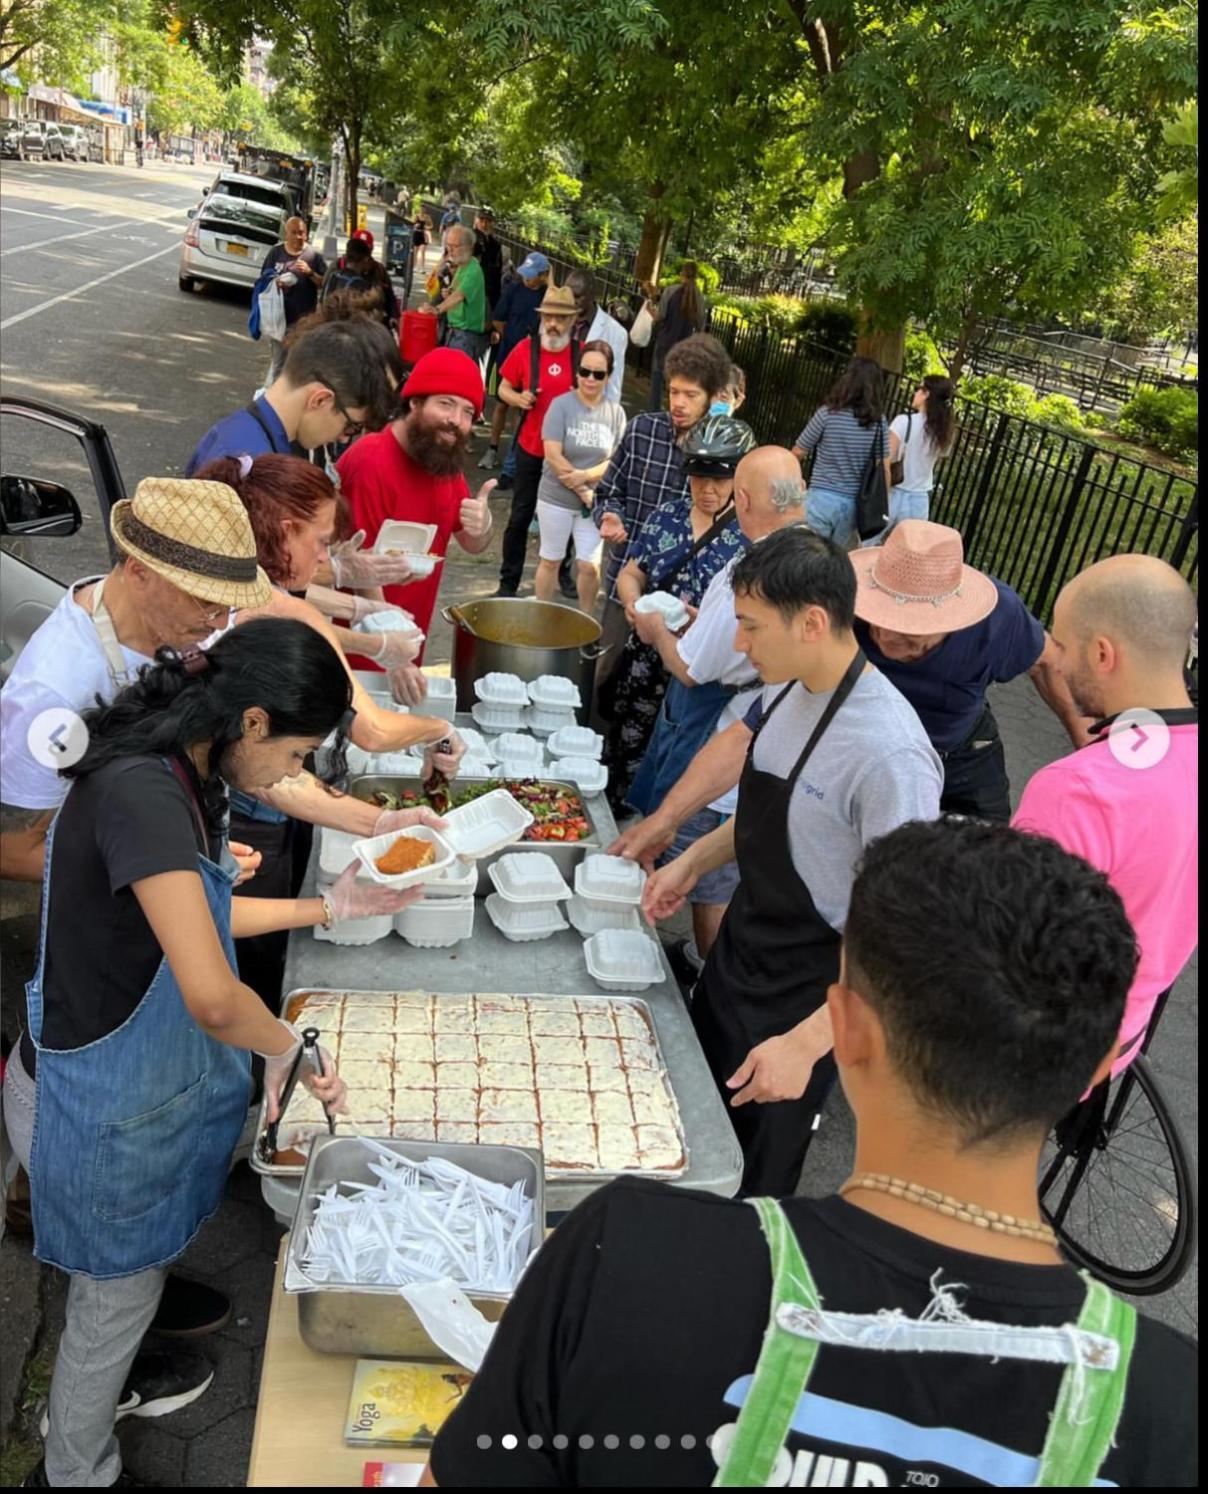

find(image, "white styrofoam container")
[458,756,496,778]
[314,912,393,945]
[484,893,568,942]
[547,725,604,760]
[487,852,571,903]
[471,701,526,733]
[421,674,458,722]
[400,553,441,580]
[451,726,494,761]
[527,674,581,710]
[584,928,664,990]
[441,790,534,860]
[550,756,608,795]
[491,732,542,762]
[522,704,577,737]
[496,756,544,781]
[373,519,438,555]
[420,857,478,899]
[395,895,475,948]
[374,750,426,776]
[634,591,690,631]
[566,894,642,937]
[574,854,646,906]
[366,690,408,714]
[318,827,373,884]
[354,611,425,643]
[350,826,456,889]
[474,672,529,707]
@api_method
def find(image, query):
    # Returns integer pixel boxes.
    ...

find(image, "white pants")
[536,501,603,565]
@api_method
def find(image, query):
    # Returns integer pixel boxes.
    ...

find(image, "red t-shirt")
[336,426,468,665]
[500,339,575,458]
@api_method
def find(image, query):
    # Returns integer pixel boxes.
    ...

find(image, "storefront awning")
[78,98,132,125]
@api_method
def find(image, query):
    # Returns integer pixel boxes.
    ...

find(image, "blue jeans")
[860,485,931,547]
[805,485,857,548]
[500,436,518,483]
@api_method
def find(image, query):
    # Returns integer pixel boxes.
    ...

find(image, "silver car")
[179,192,286,293]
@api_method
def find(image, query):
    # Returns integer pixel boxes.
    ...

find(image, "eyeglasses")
[335,403,366,440]
[183,592,231,628]
[577,367,608,381]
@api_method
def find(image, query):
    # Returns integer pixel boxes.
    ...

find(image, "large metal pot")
[442,598,607,717]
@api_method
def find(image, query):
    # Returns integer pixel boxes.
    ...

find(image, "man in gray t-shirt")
[641,527,941,1193]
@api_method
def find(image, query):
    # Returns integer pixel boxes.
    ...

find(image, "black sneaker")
[23,1459,148,1486]
[149,1275,230,1338]
[494,472,514,492]
[492,586,518,599]
[40,1348,213,1437]
[664,938,703,997]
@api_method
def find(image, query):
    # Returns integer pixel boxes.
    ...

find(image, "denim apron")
[26,767,251,1279]
[627,675,738,817]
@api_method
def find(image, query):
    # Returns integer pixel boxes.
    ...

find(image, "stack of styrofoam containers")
[568,853,646,937]
[420,673,458,722]
[523,673,580,738]
[395,853,476,948]
[471,673,528,733]
[547,723,607,794]
[485,852,571,941]
[491,731,544,780]
[451,725,495,779]
[314,826,392,945]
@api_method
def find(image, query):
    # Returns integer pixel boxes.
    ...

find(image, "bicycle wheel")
[1039,1058,1196,1295]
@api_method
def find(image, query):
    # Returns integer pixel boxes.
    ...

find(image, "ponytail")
[677,261,703,331]
[922,375,957,454]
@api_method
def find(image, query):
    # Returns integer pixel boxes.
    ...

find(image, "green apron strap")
[713,1198,823,1488]
[1033,1275,1136,1487]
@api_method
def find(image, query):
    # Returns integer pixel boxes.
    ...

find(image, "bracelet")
[320,893,334,930]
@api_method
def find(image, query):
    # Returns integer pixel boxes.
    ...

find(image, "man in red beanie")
[337,347,496,704]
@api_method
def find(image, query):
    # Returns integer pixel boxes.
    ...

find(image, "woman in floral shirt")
[604,417,755,810]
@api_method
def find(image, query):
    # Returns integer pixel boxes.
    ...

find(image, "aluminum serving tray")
[250,988,688,1182]
[350,775,606,896]
[283,1135,544,1358]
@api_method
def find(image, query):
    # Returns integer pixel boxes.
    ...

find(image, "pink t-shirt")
[1012,722,1198,1073]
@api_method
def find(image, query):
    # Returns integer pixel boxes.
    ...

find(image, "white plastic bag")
[399,1278,498,1372]
[629,301,654,348]
[258,280,287,343]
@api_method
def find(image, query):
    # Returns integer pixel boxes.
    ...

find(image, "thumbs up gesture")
[459,479,496,539]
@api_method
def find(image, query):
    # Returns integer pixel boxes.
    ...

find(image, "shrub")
[959,374,1038,420]
[1117,387,1199,462]
[902,330,948,383]
[797,301,859,355]
[1032,394,1088,435]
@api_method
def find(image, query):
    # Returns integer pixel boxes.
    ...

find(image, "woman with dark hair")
[534,339,627,610]
[4,619,420,1488]
[645,261,708,411]
[861,375,958,545]
[791,356,892,547]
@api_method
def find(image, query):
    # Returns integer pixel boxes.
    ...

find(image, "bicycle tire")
[1039,1057,1196,1295]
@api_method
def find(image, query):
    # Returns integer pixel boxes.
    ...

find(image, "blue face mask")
[709,400,732,416]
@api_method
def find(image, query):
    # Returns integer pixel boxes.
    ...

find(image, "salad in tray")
[365,778,593,843]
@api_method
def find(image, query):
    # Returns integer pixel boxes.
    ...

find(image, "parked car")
[57,124,90,161]
[0,119,21,160]
[198,170,297,220]
[179,190,287,292]
[18,120,68,161]
[86,125,105,163]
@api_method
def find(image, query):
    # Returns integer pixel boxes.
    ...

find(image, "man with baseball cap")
[479,251,550,475]
[850,520,1087,820]
[336,347,496,704]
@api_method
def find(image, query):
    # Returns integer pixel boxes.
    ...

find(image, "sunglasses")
[577,367,608,381]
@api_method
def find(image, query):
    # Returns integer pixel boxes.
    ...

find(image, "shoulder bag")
[854,421,891,541]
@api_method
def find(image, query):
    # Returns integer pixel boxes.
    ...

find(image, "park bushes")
[959,375,1089,436]
[1116,387,1199,463]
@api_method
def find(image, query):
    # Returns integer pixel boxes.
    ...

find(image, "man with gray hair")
[419,223,489,360]
[613,446,808,976]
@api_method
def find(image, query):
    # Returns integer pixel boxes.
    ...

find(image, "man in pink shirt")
[1013,555,1197,1072]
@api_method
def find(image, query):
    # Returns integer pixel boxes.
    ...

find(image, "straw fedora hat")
[110,478,272,610]
[538,283,577,316]
[850,519,999,634]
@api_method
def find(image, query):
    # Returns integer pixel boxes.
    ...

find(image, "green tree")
[1,0,117,85]
[1092,215,1198,344]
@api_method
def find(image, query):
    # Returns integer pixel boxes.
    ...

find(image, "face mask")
[709,400,732,416]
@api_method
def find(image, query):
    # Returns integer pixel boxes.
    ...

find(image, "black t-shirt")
[262,244,327,327]
[474,230,504,308]
[23,755,222,1076]
[430,1179,1196,1488]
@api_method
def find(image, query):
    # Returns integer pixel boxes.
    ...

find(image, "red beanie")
[351,227,375,249]
[401,347,485,419]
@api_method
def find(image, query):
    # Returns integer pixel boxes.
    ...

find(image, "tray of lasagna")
[251,988,687,1181]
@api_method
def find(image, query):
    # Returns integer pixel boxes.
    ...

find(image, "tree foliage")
[1,0,117,84]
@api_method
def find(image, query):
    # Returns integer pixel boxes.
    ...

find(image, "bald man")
[260,216,327,383]
[1013,555,1198,1070]
[612,447,806,974]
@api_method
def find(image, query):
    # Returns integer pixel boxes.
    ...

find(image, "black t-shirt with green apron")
[429,1178,1197,1487]
[24,754,251,1278]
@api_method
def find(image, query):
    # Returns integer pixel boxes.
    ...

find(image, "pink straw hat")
[850,519,999,634]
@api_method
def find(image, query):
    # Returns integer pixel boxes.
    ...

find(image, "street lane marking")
[0,205,96,226]
[0,213,181,258]
[0,242,181,330]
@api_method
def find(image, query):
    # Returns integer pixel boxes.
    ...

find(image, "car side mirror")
[187,206,197,218]
[0,475,83,538]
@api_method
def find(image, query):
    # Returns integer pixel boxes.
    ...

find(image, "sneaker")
[477,447,498,470]
[491,586,518,599]
[23,1459,147,1486]
[40,1348,214,1438]
[494,472,514,493]
[149,1275,231,1338]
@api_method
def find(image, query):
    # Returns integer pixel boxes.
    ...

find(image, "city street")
[0,155,1198,1486]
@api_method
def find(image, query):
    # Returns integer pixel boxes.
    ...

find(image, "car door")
[0,399,126,680]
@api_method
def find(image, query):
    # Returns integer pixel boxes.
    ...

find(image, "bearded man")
[493,283,579,598]
[337,347,495,704]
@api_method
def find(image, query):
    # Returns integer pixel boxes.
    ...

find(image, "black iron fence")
[706,310,1198,624]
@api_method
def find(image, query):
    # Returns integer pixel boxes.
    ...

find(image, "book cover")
[345,1359,474,1448]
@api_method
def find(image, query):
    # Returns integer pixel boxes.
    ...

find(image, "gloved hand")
[229,840,262,886]
[366,627,422,670]
[420,729,467,781]
[350,594,402,625]
[328,529,417,589]
[373,805,449,836]
[388,663,430,707]
[323,861,423,921]
[259,1020,348,1124]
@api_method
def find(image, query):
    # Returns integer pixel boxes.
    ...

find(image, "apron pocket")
[92,1073,206,1224]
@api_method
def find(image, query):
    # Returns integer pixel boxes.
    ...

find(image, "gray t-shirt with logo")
[537,392,628,512]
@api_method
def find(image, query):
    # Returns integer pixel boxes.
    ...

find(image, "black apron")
[692,651,866,1197]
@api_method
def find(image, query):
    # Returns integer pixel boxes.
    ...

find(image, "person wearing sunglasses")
[534,340,627,611]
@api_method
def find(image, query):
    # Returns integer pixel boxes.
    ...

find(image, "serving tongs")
[258,1026,337,1162]
[424,737,454,815]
